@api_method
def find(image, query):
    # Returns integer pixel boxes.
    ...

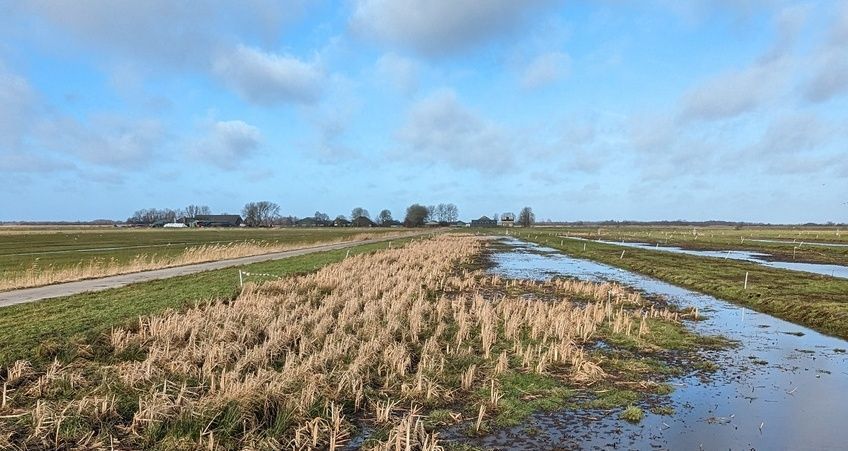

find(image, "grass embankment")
[0,227,414,291]
[519,232,848,339]
[546,226,848,266]
[0,235,720,450]
[0,238,411,366]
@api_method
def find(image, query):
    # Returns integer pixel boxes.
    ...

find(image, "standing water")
[563,236,848,280]
[470,238,848,450]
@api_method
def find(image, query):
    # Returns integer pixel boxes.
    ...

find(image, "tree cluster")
[242,201,281,227]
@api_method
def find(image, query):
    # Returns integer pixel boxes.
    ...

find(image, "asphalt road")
[0,234,423,308]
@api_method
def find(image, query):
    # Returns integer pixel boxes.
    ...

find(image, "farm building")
[470,216,497,227]
[500,213,515,227]
[296,217,330,227]
[163,222,187,228]
[351,216,376,227]
[334,217,352,227]
[195,215,243,227]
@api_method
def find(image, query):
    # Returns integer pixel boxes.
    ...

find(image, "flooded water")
[749,238,848,248]
[564,237,848,280]
[458,238,848,450]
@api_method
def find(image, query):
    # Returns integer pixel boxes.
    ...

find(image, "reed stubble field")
[0,235,721,450]
[0,228,412,292]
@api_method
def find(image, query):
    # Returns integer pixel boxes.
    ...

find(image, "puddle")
[451,238,848,450]
[565,237,848,280]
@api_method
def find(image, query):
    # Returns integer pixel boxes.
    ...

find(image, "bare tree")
[127,208,180,224]
[378,209,393,225]
[518,206,535,227]
[242,201,281,227]
[314,211,330,222]
[351,207,370,220]
[435,203,458,223]
[184,205,212,218]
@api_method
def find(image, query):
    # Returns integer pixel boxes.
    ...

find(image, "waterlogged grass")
[546,225,848,266]
[619,405,645,423]
[518,232,848,339]
[474,372,573,430]
[0,238,410,366]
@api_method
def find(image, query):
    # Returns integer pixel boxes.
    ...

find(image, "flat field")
[0,227,410,291]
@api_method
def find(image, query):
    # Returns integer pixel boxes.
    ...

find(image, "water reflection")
[564,237,848,280]
[460,238,848,450]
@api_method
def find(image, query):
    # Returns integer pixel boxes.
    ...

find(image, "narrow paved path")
[0,234,424,308]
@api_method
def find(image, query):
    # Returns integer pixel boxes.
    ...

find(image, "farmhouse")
[351,216,376,227]
[195,215,243,227]
[470,216,497,227]
[500,213,515,227]
[295,217,330,227]
[334,217,352,227]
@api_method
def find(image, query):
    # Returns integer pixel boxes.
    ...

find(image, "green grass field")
[547,225,848,265]
[0,237,414,366]
[510,228,848,339]
[0,227,403,277]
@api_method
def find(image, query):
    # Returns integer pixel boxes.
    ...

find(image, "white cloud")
[396,89,513,172]
[190,120,262,169]
[36,116,166,168]
[214,45,323,105]
[0,68,37,151]
[350,0,555,57]
[520,51,571,89]
[15,1,298,68]
[679,60,788,121]
[803,1,848,102]
[375,53,419,93]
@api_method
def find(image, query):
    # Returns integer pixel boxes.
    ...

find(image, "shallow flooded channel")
[463,238,848,450]
[564,236,848,280]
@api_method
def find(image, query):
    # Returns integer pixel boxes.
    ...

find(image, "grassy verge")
[520,232,848,339]
[0,238,413,366]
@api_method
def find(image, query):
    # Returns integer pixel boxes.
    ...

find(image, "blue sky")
[1,0,846,223]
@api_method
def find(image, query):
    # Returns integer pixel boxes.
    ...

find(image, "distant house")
[452,220,468,227]
[195,215,243,227]
[382,219,403,227]
[500,213,515,227]
[352,216,376,227]
[470,216,497,227]
[296,217,330,227]
[424,220,440,227]
[333,218,351,227]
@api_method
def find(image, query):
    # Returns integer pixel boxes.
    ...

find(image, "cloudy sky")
[1,1,846,223]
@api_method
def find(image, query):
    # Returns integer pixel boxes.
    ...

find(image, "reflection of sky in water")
[462,238,848,450]
[564,237,848,280]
